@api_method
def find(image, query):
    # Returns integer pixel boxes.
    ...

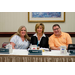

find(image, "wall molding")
[0,32,75,37]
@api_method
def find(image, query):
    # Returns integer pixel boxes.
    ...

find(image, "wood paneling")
[0,32,75,37]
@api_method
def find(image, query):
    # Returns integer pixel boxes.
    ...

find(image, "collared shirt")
[49,32,72,48]
[10,35,30,49]
[33,33,46,44]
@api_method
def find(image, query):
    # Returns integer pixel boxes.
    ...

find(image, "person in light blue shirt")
[10,26,30,49]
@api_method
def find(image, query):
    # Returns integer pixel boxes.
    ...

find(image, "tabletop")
[8,49,70,56]
[0,49,75,62]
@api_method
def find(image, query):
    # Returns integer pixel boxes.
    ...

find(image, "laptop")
[68,44,75,55]
[68,44,75,50]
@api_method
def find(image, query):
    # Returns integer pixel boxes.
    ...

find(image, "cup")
[37,46,40,50]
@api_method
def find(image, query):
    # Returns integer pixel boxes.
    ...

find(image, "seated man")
[49,24,72,50]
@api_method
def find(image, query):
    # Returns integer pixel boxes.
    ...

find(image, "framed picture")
[28,12,65,22]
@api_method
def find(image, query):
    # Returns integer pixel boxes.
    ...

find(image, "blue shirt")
[10,35,30,49]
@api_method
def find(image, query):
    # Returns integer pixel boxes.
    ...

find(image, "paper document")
[39,48,49,51]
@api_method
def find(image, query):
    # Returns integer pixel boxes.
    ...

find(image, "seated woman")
[31,23,49,48]
[10,26,30,49]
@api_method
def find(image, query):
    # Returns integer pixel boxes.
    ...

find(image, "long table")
[0,49,75,62]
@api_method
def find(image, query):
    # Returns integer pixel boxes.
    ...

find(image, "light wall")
[0,12,75,32]
[0,12,75,47]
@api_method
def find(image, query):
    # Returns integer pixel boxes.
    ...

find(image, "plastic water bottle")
[6,44,13,53]
[60,46,67,54]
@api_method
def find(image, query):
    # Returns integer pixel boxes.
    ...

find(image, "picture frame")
[28,12,65,22]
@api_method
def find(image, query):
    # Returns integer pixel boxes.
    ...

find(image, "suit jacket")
[30,34,49,48]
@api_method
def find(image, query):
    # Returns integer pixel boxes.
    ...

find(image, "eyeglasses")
[53,28,60,31]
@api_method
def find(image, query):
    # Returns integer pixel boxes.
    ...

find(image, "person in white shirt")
[10,26,30,49]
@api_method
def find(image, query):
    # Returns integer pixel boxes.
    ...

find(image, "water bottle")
[60,46,67,54]
[6,44,13,53]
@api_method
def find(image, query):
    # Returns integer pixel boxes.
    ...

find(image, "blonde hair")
[35,23,45,33]
[9,26,30,41]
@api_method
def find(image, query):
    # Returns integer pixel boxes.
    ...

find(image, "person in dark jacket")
[31,23,49,48]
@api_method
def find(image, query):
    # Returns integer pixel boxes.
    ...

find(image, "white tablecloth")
[9,49,69,56]
[0,49,75,62]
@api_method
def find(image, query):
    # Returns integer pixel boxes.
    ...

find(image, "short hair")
[35,23,45,33]
[52,24,60,29]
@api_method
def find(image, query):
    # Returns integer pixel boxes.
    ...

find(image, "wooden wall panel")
[0,32,75,37]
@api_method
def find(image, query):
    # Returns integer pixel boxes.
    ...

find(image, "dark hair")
[52,24,60,29]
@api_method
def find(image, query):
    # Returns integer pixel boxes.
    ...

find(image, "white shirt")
[10,35,30,49]
[33,33,46,44]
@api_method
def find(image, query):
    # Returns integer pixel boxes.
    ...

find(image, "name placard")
[28,50,42,55]
[0,48,9,54]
